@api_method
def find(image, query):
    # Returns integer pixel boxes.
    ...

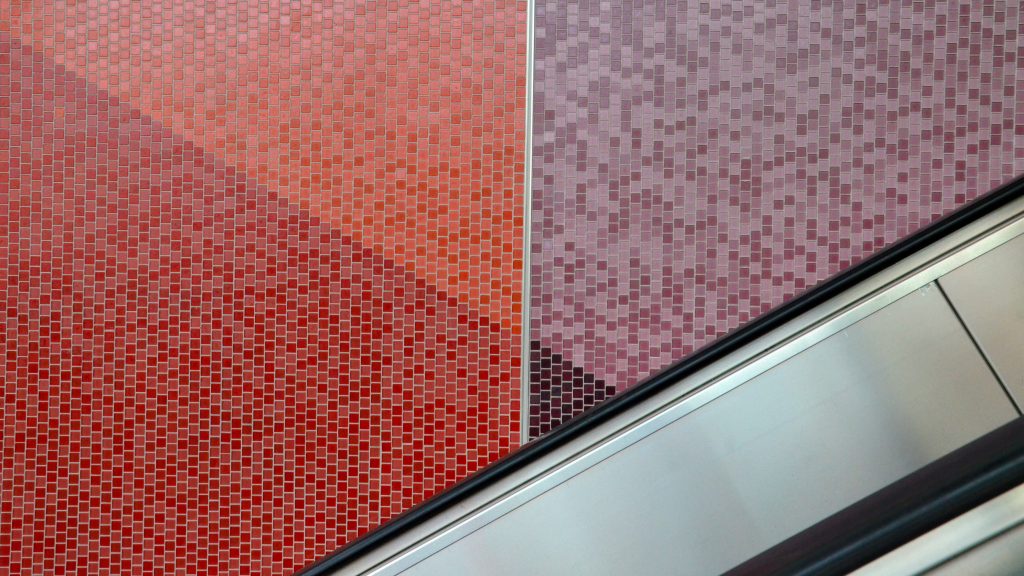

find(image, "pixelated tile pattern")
[529,0,1024,438]
[0,0,526,572]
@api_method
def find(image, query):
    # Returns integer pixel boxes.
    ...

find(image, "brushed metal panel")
[854,482,1024,576]
[399,285,1015,576]
[939,232,1024,406]
[929,522,1024,576]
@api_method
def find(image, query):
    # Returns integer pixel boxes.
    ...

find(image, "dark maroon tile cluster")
[528,0,1024,438]
[528,341,617,434]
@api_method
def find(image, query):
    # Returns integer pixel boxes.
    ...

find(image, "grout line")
[936,280,1023,416]
[520,0,537,446]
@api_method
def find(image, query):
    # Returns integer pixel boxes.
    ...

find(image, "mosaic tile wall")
[5,0,1024,571]
[529,0,1024,438]
[0,1,527,574]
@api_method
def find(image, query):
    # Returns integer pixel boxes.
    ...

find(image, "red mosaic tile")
[0,0,527,572]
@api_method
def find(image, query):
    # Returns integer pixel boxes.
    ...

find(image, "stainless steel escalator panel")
[398,285,1016,576]
[852,483,1024,576]
[939,231,1024,406]
[928,522,1024,576]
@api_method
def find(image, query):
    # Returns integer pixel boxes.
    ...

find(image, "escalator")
[730,417,1024,576]
[300,175,1024,576]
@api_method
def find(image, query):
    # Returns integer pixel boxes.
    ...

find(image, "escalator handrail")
[725,417,1024,576]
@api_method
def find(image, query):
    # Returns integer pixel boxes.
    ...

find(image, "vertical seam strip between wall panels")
[521,0,537,446]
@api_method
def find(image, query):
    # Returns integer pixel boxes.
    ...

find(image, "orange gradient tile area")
[1,0,527,328]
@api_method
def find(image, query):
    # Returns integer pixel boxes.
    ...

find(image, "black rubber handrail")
[298,174,1024,575]
[726,417,1024,576]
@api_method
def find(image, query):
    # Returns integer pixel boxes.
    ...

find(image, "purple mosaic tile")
[529,0,1024,438]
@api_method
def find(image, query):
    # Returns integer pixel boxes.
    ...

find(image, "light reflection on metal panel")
[940,232,1024,406]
